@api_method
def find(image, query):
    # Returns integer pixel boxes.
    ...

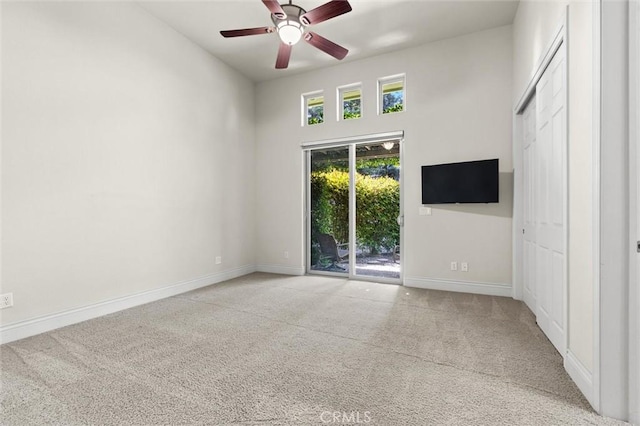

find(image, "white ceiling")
[138,0,519,82]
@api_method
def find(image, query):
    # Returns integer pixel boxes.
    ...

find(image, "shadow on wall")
[428,172,513,218]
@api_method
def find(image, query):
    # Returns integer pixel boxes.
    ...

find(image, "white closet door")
[534,42,567,356]
[522,97,537,313]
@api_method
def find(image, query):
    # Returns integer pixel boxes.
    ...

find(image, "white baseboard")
[0,264,256,345]
[255,264,305,276]
[564,350,595,409]
[404,277,512,297]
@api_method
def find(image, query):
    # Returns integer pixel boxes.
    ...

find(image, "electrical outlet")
[0,293,14,309]
[215,256,222,265]
[284,251,289,259]
[461,262,469,272]
[450,261,458,271]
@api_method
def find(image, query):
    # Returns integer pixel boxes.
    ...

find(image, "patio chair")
[316,233,349,271]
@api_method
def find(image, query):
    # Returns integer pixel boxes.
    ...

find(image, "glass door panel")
[354,142,401,279]
[309,146,350,275]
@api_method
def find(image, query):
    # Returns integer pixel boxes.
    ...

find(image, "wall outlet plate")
[215,256,222,265]
[450,261,458,271]
[0,293,14,309]
[461,262,469,272]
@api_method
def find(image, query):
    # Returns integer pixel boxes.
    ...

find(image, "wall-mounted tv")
[421,159,499,204]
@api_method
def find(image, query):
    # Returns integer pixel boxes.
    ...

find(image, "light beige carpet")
[0,273,625,425]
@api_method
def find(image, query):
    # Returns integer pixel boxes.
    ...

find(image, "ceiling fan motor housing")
[272,4,307,26]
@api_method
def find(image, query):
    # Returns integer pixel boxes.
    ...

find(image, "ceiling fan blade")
[300,0,352,26]
[220,27,275,38]
[275,43,292,69]
[304,32,348,60]
[262,0,287,19]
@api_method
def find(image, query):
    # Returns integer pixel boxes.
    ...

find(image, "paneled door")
[522,96,537,313]
[533,41,567,356]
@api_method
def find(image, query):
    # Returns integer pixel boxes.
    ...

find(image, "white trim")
[255,264,305,276]
[348,144,357,278]
[512,109,523,300]
[398,137,405,285]
[592,0,602,414]
[0,265,256,345]
[304,149,312,274]
[301,130,404,150]
[565,350,595,407]
[404,277,512,297]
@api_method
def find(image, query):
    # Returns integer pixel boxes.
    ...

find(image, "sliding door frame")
[303,131,405,285]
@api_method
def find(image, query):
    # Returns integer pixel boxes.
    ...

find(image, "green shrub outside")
[383,103,403,114]
[311,169,399,254]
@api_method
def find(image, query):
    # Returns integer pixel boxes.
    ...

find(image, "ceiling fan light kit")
[273,5,305,45]
[220,0,352,69]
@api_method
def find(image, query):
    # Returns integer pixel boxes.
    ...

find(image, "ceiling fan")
[220,0,352,69]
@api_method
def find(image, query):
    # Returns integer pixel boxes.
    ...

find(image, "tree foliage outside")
[311,161,400,255]
[357,157,399,180]
[382,90,404,114]
[308,104,324,125]
[343,98,361,120]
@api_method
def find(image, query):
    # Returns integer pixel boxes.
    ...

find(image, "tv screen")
[421,159,499,204]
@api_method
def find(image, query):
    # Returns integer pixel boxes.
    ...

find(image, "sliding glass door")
[309,146,351,274]
[354,141,401,280]
[305,134,402,283]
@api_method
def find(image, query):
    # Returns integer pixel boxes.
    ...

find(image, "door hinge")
[523,229,525,234]
[637,241,640,253]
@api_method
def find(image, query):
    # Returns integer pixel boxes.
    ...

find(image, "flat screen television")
[421,159,499,204]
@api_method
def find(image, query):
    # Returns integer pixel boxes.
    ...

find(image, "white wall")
[600,0,630,418]
[255,26,513,291]
[512,0,597,403]
[629,2,640,422]
[512,1,569,106]
[0,2,256,326]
